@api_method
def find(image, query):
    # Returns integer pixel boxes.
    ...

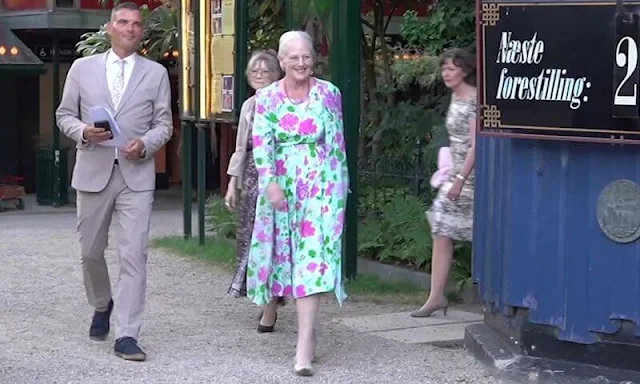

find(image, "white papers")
[88,106,126,147]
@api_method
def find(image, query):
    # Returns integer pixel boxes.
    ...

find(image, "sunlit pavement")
[0,209,506,384]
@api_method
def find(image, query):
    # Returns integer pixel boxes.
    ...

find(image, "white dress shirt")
[106,49,135,105]
[106,49,135,159]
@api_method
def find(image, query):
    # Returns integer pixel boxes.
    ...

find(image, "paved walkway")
[0,209,508,384]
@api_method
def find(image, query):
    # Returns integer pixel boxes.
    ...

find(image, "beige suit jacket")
[56,52,173,193]
[226,95,256,187]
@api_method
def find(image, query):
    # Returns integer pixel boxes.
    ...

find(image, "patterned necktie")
[111,60,125,108]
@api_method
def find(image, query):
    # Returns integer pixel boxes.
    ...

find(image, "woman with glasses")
[225,50,283,317]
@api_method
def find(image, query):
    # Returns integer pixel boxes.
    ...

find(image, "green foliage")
[142,3,179,59]
[358,185,411,216]
[391,53,441,89]
[358,194,432,270]
[153,235,237,271]
[153,234,425,302]
[248,0,286,52]
[450,241,473,295]
[427,121,450,150]
[357,188,475,292]
[362,97,445,169]
[376,194,432,267]
[79,0,285,61]
[204,195,237,239]
[361,48,450,170]
[401,0,476,55]
[75,2,178,61]
[357,0,477,290]
[76,23,111,57]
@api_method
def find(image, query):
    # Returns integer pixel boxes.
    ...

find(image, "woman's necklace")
[284,80,310,105]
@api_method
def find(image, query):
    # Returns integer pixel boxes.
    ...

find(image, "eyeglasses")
[250,69,273,76]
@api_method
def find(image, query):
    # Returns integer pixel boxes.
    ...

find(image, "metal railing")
[358,138,438,216]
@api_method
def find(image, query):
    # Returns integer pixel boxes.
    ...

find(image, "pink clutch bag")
[430,147,452,189]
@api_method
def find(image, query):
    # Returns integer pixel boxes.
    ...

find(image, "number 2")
[614,36,639,106]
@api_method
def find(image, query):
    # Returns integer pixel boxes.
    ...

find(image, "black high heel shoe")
[255,297,286,321]
[258,312,277,333]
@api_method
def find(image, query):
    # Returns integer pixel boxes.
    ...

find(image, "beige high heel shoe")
[294,330,317,376]
[294,363,314,377]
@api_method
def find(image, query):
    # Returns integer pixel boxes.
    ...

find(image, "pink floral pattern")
[246,79,349,306]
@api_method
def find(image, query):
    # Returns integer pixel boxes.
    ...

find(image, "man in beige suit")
[55,2,172,362]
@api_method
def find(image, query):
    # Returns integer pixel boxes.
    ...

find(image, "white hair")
[277,30,315,58]
[246,50,281,78]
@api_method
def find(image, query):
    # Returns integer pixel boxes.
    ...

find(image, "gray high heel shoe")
[410,299,449,318]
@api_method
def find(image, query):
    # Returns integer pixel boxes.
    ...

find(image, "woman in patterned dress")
[247,30,349,376]
[411,48,477,318]
[224,50,282,301]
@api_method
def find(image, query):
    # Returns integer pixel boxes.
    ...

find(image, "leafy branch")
[75,0,178,61]
[400,0,475,55]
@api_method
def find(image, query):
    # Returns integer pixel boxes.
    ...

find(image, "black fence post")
[414,137,423,196]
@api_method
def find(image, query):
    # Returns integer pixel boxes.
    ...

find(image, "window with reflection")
[290,0,333,80]
[55,0,75,8]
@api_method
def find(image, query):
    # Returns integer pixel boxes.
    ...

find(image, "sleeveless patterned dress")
[426,95,476,241]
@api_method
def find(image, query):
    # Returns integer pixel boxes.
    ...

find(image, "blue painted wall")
[473,136,640,344]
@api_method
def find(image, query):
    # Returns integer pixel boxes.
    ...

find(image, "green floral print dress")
[246,78,349,306]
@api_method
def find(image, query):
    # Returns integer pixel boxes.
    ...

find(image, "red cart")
[0,175,25,212]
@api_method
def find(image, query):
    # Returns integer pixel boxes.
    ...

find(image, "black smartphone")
[94,120,113,139]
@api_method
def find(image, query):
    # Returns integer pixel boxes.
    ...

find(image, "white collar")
[107,49,136,66]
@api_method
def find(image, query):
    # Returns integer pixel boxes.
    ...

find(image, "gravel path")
[0,209,506,384]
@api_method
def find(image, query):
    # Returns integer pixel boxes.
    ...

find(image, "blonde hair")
[277,30,315,59]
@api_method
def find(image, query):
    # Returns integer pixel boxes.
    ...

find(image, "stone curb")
[357,257,481,304]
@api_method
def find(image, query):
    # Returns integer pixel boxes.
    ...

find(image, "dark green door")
[0,75,19,178]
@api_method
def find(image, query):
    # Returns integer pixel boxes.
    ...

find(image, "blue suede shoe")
[114,337,146,361]
[89,300,113,341]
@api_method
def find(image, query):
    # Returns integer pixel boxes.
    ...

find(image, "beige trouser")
[76,165,154,340]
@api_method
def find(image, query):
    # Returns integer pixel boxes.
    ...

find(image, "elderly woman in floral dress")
[246,30,349,376]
